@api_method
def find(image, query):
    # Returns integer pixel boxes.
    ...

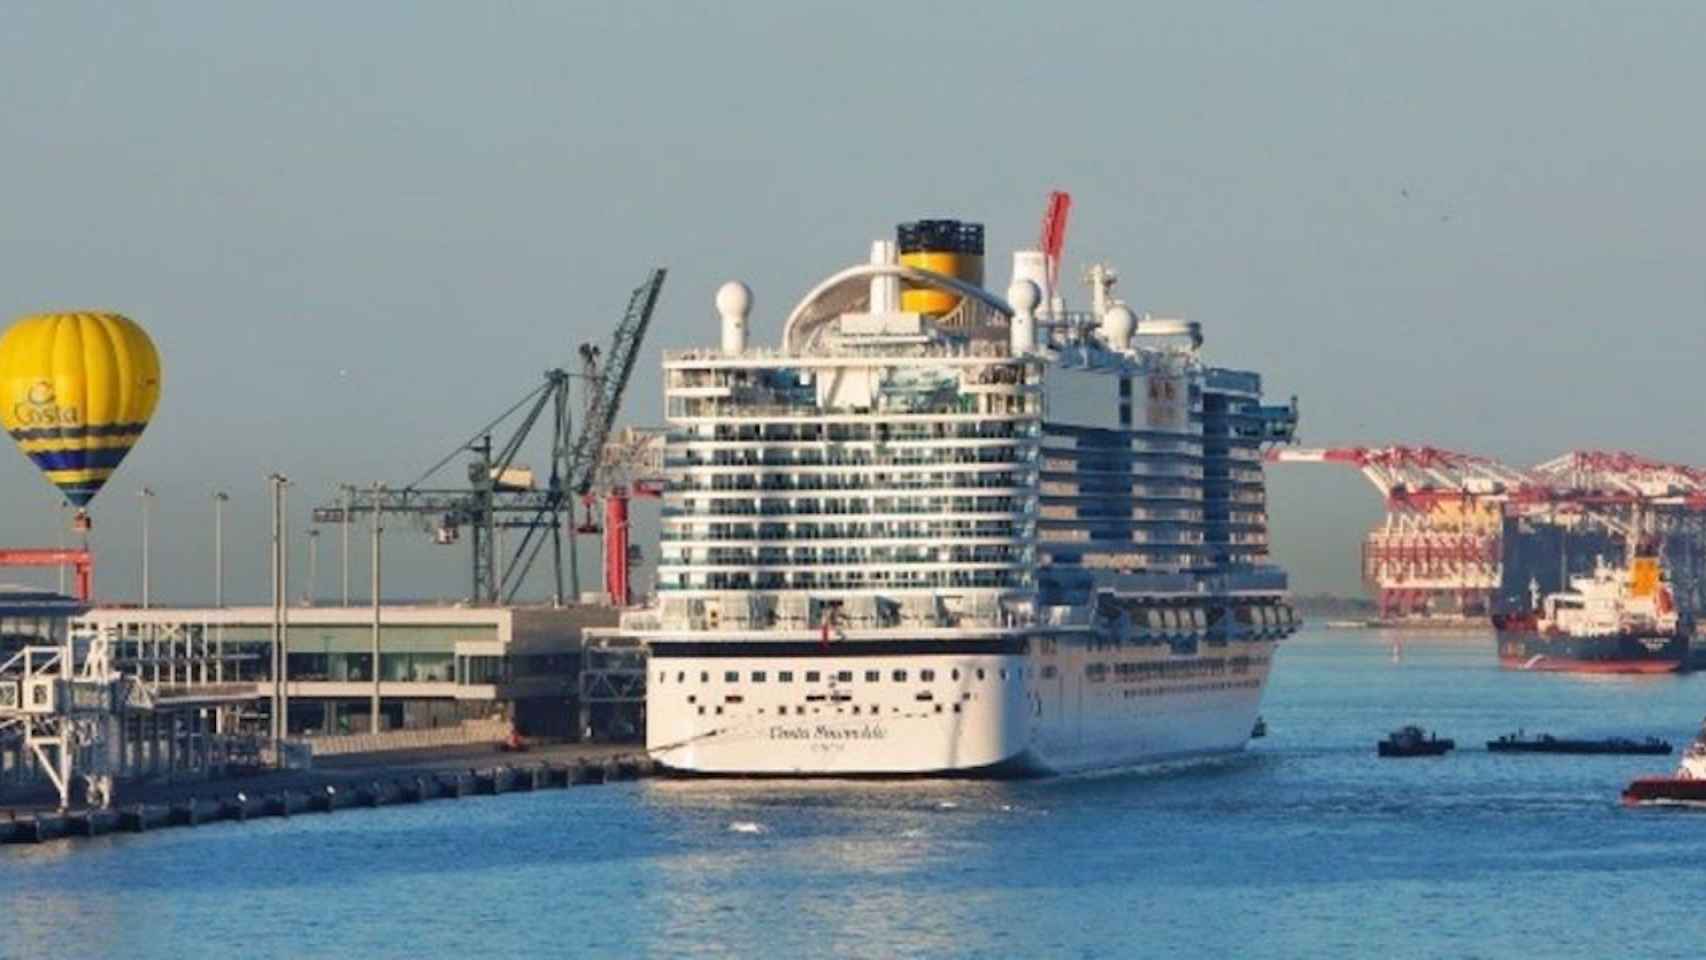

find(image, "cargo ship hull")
[1494,615,1688,674]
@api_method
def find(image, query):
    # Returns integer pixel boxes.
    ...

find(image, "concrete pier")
[1,742,656,846]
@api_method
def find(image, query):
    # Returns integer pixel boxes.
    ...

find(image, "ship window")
[779,671,794,682]
[892,669,908,682]
[724,671,739,683]
[676,671,685,683]
[806,671,821,682]
[752,671,767,682]
[697,706,705,715]
[837,670,853,682]
[700,671,709,683]
[952,668,961,681]
[1000,669,1009,680]
[953,703,962,713]
[921,669,936,682]
[715,706,724,715]
[865,670,880,682]
[977,668,986,681]
[657,671,665,683]
[687,695,696,704]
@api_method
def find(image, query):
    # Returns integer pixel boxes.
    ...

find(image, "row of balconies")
[668,445,1029,469]
[672,419,1035,445]
[665,545,1030,567]
[682,471,1030,494]
[661,570,1030,593]
[660,521,1023,543]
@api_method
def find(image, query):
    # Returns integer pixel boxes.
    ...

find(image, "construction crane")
[312,268,666,606]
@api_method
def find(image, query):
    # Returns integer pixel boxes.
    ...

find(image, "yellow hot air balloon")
[0,312,161,515]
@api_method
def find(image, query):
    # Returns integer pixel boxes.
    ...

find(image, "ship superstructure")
[629,216,1299,775]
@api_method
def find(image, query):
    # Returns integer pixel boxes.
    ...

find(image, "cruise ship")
[627,215,1300,775]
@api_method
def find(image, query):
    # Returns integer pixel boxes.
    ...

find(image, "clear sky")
[2,2,1702,603]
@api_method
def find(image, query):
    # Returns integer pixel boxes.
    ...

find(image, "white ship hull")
[647,634,1276,776]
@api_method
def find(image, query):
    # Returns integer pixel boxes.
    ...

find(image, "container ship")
[624,212,1299,775]
[1492,552,1691,673]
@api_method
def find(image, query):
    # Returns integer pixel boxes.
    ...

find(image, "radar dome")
[1102,304,1136,351]
[717,281,752,354]
[1007,279,1041,315]
[1007,279,1040,355]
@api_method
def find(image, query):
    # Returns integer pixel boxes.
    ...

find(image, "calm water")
[6,628,1705,959]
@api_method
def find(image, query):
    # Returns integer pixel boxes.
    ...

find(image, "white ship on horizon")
[624,211,1299,776]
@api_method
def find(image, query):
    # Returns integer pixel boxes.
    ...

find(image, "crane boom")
[569,269,666,497]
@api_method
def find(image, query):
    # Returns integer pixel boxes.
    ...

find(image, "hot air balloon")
[0,312,161,524]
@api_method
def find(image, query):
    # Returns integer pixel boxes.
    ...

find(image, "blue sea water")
[5,628,1706,959]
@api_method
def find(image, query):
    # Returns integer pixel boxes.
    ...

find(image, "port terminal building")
[74,603,623,742]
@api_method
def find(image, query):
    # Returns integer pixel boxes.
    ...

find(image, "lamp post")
[138,487,155,608]
[306,527,320,606]
[213,491,229,607]
[268,474,290,758]
[342,486,352,606]
[370,483,384,734]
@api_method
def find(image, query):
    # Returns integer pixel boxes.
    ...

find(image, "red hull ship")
[1623,719,1706,806]
[1494,554,1691,675]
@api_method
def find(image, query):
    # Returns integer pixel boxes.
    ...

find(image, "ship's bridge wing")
[782,263,1012,355]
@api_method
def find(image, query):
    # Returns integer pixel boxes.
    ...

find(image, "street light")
[267,474,291,756]
[138,487,156,608]
[213,491,229,607]
[305,527,320,606]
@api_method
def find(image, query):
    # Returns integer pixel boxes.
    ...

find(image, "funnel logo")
[11,380,80,427]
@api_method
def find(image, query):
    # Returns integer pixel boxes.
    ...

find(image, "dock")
[1,741,658,846]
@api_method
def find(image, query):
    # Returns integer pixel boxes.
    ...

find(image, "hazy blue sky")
[2,2,1702,603]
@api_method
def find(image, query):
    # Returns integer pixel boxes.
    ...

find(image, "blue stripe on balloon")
[58,485,100,507]
[8,422,149,442]
[28,447,134,471]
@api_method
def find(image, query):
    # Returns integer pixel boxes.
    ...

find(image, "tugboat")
[1378,725,1455,758]
[1623,719,1706,806]
[1488,731,1671,755]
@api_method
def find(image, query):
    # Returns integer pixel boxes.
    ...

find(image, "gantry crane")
[313,268,665,606]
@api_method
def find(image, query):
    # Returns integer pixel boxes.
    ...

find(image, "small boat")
[1251,716,1267,739]
[1489,731,1671,755]
[1623,719,1706,806]
[1377,725,1455,758]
